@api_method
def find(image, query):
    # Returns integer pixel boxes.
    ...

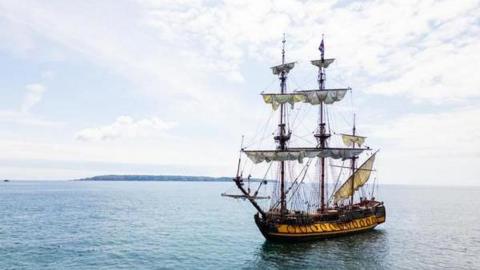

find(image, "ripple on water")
[0,182,479,269]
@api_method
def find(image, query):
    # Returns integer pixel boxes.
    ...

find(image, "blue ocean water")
[0,181,479,269]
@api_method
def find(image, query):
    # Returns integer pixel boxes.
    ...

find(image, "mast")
[350,114,357,206]
[277,34,288,215]
[232,136,266,217]
[316,36,330,212]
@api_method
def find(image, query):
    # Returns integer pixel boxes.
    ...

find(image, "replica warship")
[223,36,385,242]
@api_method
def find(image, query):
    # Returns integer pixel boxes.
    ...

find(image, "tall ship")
[223,36,386,242]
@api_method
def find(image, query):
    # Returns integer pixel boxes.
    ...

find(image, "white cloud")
[139,0,480,103]
[373,106,480,156]
[367,33,480,103]
[75,116,176,142]
[0,0,479,183]
[0,111,61,127]
[370,106,480,185]
[0,83,60,127]
[20,83,46,113]
[2,0,478,105]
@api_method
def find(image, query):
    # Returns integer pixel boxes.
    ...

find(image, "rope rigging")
[223,36,380,216]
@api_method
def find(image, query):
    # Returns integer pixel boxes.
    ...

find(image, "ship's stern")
[374,204,386,224]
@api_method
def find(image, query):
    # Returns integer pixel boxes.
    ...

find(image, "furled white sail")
[262,88,349,110]
[316,148,364,159]
[243,148,365,164]
[261,93,305,110]
[311,58,335,68]
[341,134,366,147]
[333,153,377,203]
[296,88,349,105]
[244,150,318,164]
[271,62,296,75]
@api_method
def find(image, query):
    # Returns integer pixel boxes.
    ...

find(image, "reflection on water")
[251,230,389,269]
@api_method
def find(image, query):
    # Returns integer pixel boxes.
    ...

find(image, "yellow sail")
[341,134,366,147]
[333,153,377,203]
[262,93,305,110]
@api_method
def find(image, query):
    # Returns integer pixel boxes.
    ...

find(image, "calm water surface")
[0,181,479,269]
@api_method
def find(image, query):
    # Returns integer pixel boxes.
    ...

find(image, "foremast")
[233,139,266,217]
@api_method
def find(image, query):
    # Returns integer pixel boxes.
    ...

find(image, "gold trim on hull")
[257,215,385,241]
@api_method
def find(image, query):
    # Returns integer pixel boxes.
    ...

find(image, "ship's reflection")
[250,229,389,269]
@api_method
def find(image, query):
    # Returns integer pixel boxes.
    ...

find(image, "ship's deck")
[263,200,384,224]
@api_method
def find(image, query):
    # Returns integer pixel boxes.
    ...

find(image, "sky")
[0,0,479,186]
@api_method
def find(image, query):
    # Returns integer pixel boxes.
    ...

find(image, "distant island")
[76,175,245,182]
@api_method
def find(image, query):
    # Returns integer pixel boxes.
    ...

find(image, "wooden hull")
[254,206,386,242]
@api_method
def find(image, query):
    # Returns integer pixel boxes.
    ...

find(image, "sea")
[0,181,479,269]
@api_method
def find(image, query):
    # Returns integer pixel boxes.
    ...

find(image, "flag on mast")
[319,38,325,59]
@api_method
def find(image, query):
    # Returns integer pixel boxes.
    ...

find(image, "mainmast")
[315,36,330,212]
[276,34,290,215]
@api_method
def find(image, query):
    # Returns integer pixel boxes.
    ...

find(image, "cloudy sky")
[0,0,479,185]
